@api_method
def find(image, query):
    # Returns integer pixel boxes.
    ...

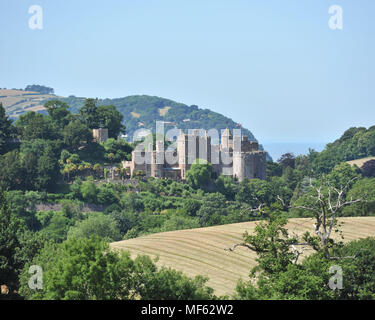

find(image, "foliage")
[0,103,14,155]
[25,84,54,94]
[0,190,23,294]
[362,159,375,177]
[311,126,375,174]
[54,95,257,144]
[19,237,216,300]
[67,212,122,242]
[186,161,212,189]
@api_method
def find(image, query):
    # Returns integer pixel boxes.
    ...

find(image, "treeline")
[24,85,54,95]
[0,100,131,191]
[52,94,256,143]
[0,191,218,300]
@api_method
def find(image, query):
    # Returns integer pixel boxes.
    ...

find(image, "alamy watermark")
[28,265,43,290]
[329,5,343,30]
[131,122,244,166]
[329,265,343,290]
[28,5,43,30]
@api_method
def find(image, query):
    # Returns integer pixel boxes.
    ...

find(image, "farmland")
[347,156,375,168]
[111,217,375,297]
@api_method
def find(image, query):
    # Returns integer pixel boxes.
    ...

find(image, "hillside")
[0,89,57,118]
[347,156,375,168]
[1,89,258,147]
[111,217,375,297]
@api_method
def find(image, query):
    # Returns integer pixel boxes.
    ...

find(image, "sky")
[0,0,374,144]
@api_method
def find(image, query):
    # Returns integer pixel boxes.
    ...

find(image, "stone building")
[93,128,109,143]
[122,128,266,181]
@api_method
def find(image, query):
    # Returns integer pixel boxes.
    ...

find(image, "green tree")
[0,190,23,295]
[41,212,72,242]
[19,237,135,300]
[79,98,99,129]
[63,119,92,151]
[16,111,58,141]
[132,255,215,300]
[19,237,216,300]
[215,175,238,200]
[44,100,72,128]
[362,159,375,177]
[235,179,274,208]
[197,193,227,226]
[0,151,23,190]
[67,212,122,242]
[333,237,375,299]
[266,161,283,179]
[186,160,212,189]
[97,105,125,138]
[36,145,59,191]
[0,102,14,155]
[80,181,98,203]
[342,178,375,216]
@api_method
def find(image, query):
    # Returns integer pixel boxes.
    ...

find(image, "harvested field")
[111,217,375,296]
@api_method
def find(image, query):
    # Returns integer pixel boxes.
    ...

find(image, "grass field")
[0,89,57,118]
[347,156,375,168]
[111,217,375,297]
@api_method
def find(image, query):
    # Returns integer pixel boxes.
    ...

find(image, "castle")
[122,128,266,181]
[92,128,109,143]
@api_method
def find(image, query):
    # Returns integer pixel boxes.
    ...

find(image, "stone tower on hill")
[123,129,266,181]
[92,128,109,143]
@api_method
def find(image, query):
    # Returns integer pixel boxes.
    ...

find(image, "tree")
[41,213,72,243]
[19,139,61,191]
[235,179,274,208]
[44,100,71,128]
[19,237,217,300]
[332,237,375,299]
[215,175,238,200]
[80,181,98,203]
[0,103,14,155]
[97,105,125,138]
[67,212,122,242]
[186,160,212,189]
[362,159,375,177]
[63,119,92,151]
[132,255,215,300]
[19,237,135,300]
[278,153,295,169]
[79,98,99,129]
[326,163,360,189]
[197,193,227,226]
[16,111,58,141]
[103,138,132,163]
[235,236,375,300]
[25,84,54,94]
[287,178,363,258]
[227,210,299,275]
[0,151,23,190]
[342,178,375,216]
[266,161,283,178]
[36,145,59,191]
[0,190,23,295]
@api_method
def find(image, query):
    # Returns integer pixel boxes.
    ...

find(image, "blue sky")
[0,0,374,143]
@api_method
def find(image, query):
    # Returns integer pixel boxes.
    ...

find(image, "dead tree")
[282,178,363,258]
[227,178,363,261]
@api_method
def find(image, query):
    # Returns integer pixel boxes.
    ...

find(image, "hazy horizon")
[1,0,374,144]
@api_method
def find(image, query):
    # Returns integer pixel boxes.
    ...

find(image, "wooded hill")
[1,88,258,146]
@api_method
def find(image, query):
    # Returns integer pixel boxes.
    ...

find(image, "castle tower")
[233,135,267,181]
[93,128,108,143]
[221,128,233,151]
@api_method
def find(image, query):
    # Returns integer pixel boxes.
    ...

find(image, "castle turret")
[221,128,233,150]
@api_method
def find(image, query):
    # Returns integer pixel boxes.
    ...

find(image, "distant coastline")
[263,142,327,162]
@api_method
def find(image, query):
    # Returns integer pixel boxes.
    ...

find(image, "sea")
[262,142,327,162]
